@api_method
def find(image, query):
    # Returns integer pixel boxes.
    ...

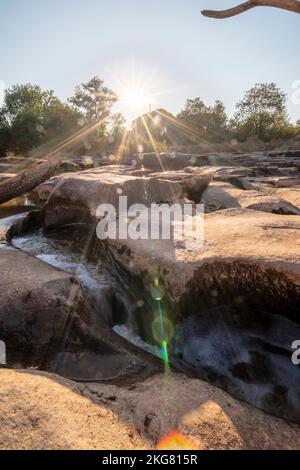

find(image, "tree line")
[0,76,125,157]
[0,77,299,158]
[176,82,300,144]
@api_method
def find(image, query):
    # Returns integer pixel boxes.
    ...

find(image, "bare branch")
[202,0,300,19]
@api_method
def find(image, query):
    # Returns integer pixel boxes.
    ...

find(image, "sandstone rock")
[0,245,160,381]
[110,208,300,297]
[246,176,300,188]
[184,166,256,190]
[1,369,300,450]
[35,166,183,230]
[264,187,300,210]
[0,369,147,450]
[0,245,92,367]
[121,152,197,171]
[148,170,211,202]
[107,209,300,422]
[202,181,300,215]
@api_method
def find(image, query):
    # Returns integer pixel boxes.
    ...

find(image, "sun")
[122,88,150,111]
[106,57,181,126]
[119,86,153,122]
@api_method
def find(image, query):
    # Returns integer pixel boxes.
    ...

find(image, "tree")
[68,76,117,124]
[233,83,288,140]
[108,112,126,143]
[0,83,82,155]
[0,110,11,157]
[4,84,56,123]
[202,1,300,19]
[177,98,228,140]
[41,98,82,141]
[1,84,56,155]
[9,111,43,155]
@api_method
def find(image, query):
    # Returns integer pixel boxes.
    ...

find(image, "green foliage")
[177,98,228,141]
[108,112,126,142]
[9,111,43,155]
[233,83,288,141]
[0,84,80,155]
[41,99,82,141]
[4,84,56,122]
[0,111,11,157]
[0,83,83,156]
[0,78,298,158]
[68,76,117,124]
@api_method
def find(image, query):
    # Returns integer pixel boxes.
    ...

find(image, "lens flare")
[152,315,174,344]
[157,431,199,450]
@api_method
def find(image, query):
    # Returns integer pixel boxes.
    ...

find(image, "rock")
[1,369,300,450]
[4,150,300,426]
[0,369,147,450]
[35,166,183,229]
[57,161,80,173]
[148,170,211,202]
[202,181,300,215]
[246,176,300,188]
[0,245,92,367]
[264,187,300,210]
[184,166,256,190]
[110,208,300,296]
[0,245,160,381]
[242,195,300,215]
[121,153,199,171]
[222,151,300,170]
[107,209,300,422]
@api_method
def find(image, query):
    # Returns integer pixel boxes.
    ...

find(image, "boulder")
[34,166,183,229]
[121,152,198,171]
[107,209,300,422]
[109,208,300,297]
[264,187,300,210]
[0,245,95,367]
[148,170,211,202]
[0,245,160,381]
[202,181,300,215]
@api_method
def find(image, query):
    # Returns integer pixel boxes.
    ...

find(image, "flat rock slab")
[1,369,300,450]
[110,208,300,298]
[35,166,183,230]
[36,166,182,209]
[0,369,147,450]
[202,181,300,215]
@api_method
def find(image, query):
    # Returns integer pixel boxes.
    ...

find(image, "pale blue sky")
[0,0,299,122]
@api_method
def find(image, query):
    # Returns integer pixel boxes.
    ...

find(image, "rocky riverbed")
[0,150,300,449]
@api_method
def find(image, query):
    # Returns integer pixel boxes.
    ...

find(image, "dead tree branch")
[202,0,300,19]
